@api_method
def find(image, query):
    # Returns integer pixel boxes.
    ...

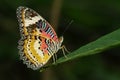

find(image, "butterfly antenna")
[62,20,74,35]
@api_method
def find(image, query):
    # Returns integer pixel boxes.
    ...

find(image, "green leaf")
[42,28,120,70]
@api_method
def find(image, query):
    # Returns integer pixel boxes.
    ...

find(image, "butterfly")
[16,6,68,70]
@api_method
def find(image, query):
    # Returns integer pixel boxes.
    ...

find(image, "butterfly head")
[59,36,64,45]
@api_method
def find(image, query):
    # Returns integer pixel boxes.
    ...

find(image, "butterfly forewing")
[17,6,63,70]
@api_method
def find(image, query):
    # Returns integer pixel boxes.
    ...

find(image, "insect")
[16,6,68,70]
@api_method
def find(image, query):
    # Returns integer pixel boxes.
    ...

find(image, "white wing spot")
[25,16,44,27]
[34,40,44,58]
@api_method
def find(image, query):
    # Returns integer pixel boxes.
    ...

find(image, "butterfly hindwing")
[17,6,63,70]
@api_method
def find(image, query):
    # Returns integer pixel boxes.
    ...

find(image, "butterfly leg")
[52,51,58,64]
[54,52,57,61]
[61,45,70,58]
[52,54,56,64]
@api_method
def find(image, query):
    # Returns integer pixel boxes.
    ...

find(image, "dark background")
[0,0,120,80]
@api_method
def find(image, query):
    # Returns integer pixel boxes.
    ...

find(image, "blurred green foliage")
[51,28,120,67]
[0,0,120,80]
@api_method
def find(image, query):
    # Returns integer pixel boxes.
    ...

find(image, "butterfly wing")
[17,6,60,70]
